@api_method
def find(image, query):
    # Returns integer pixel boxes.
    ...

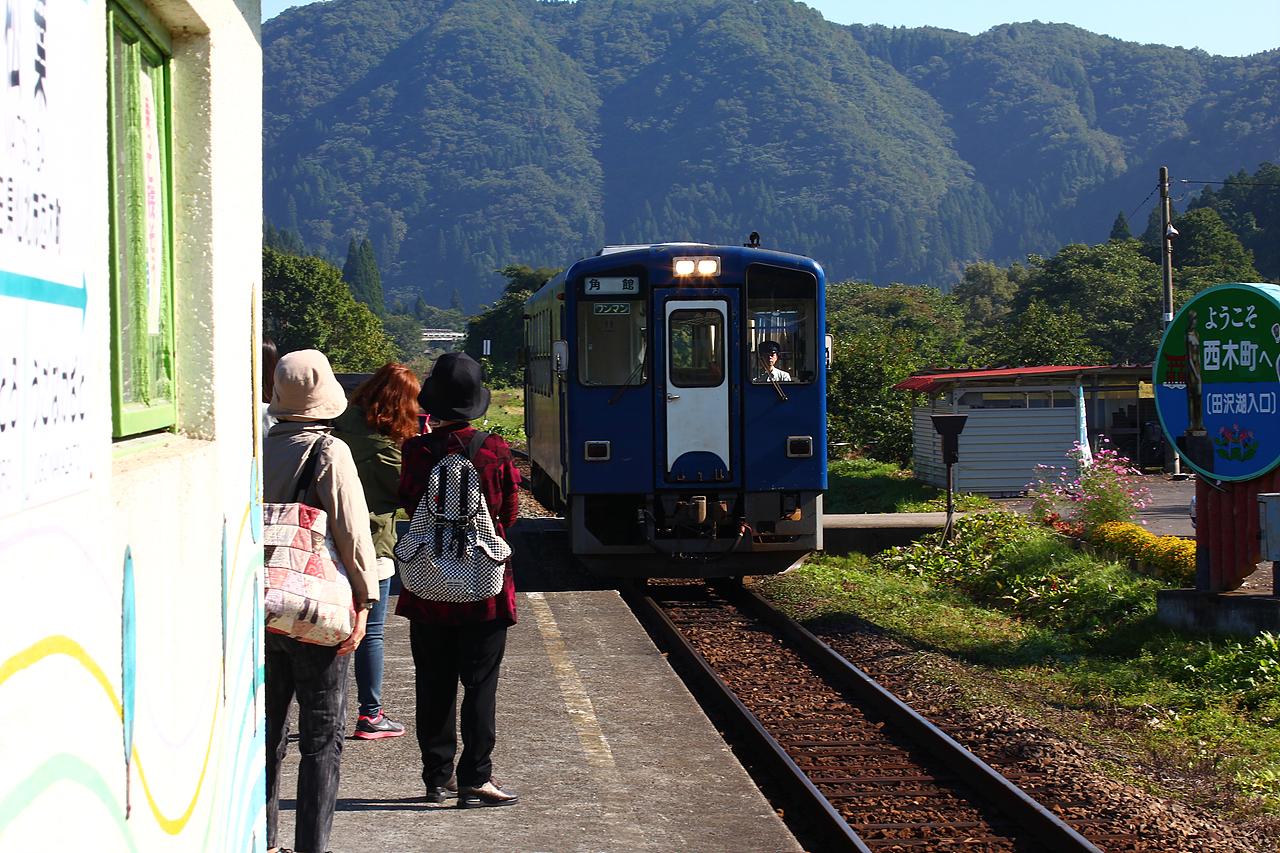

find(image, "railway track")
[628,580,1140,853]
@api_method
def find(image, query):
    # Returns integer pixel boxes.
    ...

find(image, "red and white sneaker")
[353,712,405,739]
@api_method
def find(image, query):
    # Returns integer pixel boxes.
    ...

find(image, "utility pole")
[1160,166,1185,478]
[1160,167,1175,329]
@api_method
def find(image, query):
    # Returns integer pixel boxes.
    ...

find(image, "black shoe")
[458,779,518,808]
[424,775,458,804]
[353,712,405,740]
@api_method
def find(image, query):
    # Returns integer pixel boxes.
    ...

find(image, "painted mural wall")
[0,0,264,848]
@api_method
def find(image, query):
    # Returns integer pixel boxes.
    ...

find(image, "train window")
[668,309,725,388]
[528,308,555,396]
[577,300,647,386]
[746,264,817,385]
[107,2,177,437]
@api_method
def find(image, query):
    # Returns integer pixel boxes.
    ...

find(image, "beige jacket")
[264,420,379,604]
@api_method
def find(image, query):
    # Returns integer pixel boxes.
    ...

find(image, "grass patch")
[756,512,1280,816]
[826,458,998,514]
[477,386,524,444]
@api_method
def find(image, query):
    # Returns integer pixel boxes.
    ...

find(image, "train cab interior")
[745,265,818,385]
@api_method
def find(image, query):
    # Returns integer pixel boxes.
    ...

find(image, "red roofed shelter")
[893,365,1153,495]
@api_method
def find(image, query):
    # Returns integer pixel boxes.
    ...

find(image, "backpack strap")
[463,431,491,462]
[291,435,328,504]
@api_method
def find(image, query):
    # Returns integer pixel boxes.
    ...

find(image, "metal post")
[1260,494,1280,597]
[1160,167,1185,478]
[930,414,967,544]
[943,460,955,543]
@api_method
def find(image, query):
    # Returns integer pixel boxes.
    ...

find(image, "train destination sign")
[1154,282,1280,481]
[584,276,640,295]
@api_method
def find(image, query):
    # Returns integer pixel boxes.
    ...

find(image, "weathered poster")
[1154,282,1280,481]
[0,0,93,515]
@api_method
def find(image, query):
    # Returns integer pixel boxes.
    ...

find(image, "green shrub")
[876,511,1160,635]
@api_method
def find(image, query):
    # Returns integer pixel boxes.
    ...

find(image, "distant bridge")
[421,328,465,353]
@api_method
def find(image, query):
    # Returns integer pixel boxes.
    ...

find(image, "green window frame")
[107,0,176,437]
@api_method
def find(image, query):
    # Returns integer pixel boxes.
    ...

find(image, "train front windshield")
[578,297,648,386]
[746,264,818,384]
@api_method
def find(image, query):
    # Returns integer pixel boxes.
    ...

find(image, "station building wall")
[0,0,264,848]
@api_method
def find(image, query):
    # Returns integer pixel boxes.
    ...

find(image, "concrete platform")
[274,585,802,852]
[1157,587,1280,636]
[822,511,951,555]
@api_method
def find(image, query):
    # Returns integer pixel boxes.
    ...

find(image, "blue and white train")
[522,240,827,577]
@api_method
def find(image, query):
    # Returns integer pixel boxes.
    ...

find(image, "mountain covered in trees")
[263,0,1279,311]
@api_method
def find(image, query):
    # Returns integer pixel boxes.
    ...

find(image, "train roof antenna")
[744,231,760,248]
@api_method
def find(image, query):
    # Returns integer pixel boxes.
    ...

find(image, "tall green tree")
[826,322,922,465]
[1015,242,1162,364]
[263,247,396,371]
[1109,210,1132,242]
[825,281,973,462]
[463,265,563,385]
[342,237,385,318]
[381,313,426,362]
[263,219,310,257]
[828,282,971,365]
[951,260,1027,332]
[981,299,1108,367]
[1186,163,1280,281]
[1170,207,1262,294]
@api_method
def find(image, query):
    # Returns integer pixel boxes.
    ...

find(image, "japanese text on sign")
[593,303,631,315]
[585,277,639,295]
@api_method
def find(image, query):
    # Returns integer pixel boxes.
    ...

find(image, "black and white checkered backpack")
[393,431,512,602]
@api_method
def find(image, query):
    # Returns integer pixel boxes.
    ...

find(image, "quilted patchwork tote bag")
[262,437,356,645]
[394,431,511,603]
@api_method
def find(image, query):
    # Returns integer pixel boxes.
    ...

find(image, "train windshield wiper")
[608,341,647,405]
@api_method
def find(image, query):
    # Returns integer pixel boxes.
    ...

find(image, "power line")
[1131,175,1280,220]
[1127,185,1159,222]
[1178,179,1280,187]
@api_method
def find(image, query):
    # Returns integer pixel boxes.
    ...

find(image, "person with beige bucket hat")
[262,349,380,853]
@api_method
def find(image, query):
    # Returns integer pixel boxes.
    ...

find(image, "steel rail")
[625,588,874,853]
[729,584,1104,853]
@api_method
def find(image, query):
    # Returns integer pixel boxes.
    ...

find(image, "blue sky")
[261,0,1279,57]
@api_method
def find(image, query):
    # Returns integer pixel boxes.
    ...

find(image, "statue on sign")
[1184,309,1204,434]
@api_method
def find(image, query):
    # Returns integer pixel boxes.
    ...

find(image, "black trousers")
[409,619,508,789]
[265,631,349,853]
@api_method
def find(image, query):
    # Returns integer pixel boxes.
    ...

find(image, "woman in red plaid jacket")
[396,353,521,808]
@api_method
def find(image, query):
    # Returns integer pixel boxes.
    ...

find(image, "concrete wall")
[0,0,264,848]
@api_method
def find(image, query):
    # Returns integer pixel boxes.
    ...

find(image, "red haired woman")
[332,362,423,739]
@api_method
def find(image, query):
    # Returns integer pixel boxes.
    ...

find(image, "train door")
[662,298,731,482]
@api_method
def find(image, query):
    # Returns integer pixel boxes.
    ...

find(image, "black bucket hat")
[418,352,491,421]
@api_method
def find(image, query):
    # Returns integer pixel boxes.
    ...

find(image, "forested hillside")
[263,0,1278,311]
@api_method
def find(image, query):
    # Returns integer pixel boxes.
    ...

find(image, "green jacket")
[331,405,403,560]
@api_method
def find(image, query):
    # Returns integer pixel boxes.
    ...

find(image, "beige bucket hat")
[267,349,347,421]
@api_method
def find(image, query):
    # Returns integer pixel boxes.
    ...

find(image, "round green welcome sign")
[1154,282,1280,481]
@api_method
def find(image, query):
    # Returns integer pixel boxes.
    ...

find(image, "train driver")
[753,340,791,383]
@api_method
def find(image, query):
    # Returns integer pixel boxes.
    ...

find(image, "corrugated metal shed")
[896,365,1151,496]
[912,404,1080,495]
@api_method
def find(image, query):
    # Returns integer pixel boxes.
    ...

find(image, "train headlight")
[673,256,720,277]
[584,441,611,461]
[786,436,813,458]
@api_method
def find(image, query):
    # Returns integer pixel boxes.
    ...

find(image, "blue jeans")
[265,632,349,853]
[354,575,392,718]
